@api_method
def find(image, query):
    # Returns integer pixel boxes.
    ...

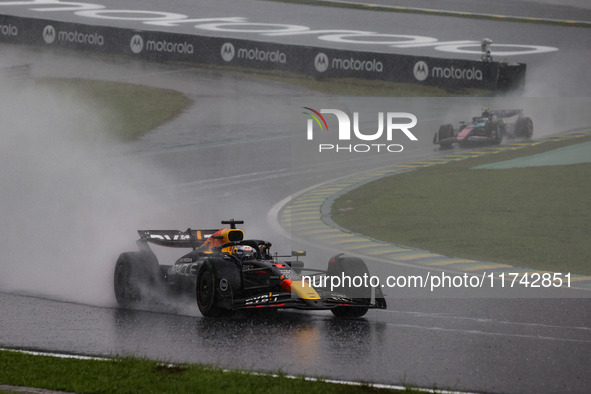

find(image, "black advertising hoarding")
[0,14,525,91]
[304,49,504,89]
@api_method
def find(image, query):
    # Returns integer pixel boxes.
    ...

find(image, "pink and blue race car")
[433,109,533,149]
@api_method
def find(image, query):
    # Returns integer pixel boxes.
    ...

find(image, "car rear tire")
[492,122,504,145]
[196,259,241,318]
[327,255,371,318]
[114,252,160,308]
[515,117,534,139]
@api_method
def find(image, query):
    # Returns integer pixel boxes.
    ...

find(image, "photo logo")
[413,61,429,81]
[221,42,235,62]
[302,107,328,139]
[304,108,418,153]
[130,34,144,54]
[43,25,56,44]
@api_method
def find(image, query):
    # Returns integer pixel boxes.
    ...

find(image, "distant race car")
[433,108,533,149]
[114,219,386,318]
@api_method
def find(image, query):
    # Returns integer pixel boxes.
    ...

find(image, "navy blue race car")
[114,220,386,318]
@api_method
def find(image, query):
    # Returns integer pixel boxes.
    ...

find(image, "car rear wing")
[136,219,246,251]
[137,229,222,249]
[490,109,523,118]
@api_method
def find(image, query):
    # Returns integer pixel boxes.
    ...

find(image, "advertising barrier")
[0,14,525,90]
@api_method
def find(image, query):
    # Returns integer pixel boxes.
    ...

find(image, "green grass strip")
[36,78,193,141]
[331,134,591,275]
[0,350,420,394]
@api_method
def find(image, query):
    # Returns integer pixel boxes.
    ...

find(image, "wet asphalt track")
[1,1,591,393]
[2,292,591,393]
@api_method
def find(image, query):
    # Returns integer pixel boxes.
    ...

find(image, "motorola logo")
[130,34,144,54]
[413,60,483,81]
[314,52,329,73]
[221,42,235,62]
[413,61,429,81]
[130,34,193,55]
[43,25,56,44]
[0,24,18,37]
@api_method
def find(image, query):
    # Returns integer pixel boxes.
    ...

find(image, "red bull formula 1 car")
[114,220,386,318]
[433,109,533,149]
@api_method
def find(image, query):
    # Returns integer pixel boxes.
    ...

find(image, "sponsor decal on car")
[245,293,279,305]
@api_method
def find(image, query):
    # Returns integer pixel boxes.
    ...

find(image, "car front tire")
[327,255,371,318]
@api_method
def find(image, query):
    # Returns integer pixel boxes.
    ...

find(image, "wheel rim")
[197,269,214,310]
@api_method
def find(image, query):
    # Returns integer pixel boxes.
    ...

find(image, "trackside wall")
[0,14,526,90]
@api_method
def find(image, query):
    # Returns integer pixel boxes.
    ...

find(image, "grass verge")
[0,350,418,393]
[235,70,492,97]
[36,78,193,141]
[331,134,591,275]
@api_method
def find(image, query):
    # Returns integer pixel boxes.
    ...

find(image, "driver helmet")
[481,108,491,118]
[231,245,255,259]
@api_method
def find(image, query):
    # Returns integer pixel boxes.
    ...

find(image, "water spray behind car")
[0,69,183,307]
